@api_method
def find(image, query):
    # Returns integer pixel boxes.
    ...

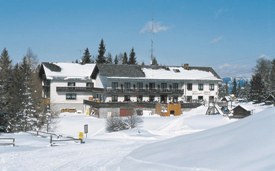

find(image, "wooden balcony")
[56,87,104,92]
[105,88,184,95]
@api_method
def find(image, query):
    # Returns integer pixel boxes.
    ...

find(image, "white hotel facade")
[39,63,221,113]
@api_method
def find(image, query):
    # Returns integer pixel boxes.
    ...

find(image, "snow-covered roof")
[42,62,96,80]
[94,64,221,81]
[141,66,220,80]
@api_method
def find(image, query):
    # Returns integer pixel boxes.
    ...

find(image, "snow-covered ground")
[0,102,274,171]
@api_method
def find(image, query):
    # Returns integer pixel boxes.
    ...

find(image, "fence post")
[50,135,52,146]
[13,138,15,147]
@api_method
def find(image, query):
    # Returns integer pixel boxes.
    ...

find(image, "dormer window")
[68,82,75,87]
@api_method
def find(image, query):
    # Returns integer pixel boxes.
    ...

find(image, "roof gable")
[41,62,96,80]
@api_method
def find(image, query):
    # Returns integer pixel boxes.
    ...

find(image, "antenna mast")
[150,0,155,63]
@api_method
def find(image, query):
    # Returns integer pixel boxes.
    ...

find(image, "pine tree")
[114,55,118,64]
[231,78,237,96]
[106,53,113,64]
[0,48,13,132]
[237,82,241,97]
[151,57,158,66]
[250,73,265,102]
[270,59,275,92]
[254,57,272,93]
[9,64,24,132]
[18,50,45,131]
[128,48,137,65]
[96,39,106,64]
[122,52,128,64]
[81,48,92,64]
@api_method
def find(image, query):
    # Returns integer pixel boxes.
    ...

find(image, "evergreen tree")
[81,48,92,64]
[0,48,13,132]
[114,55,119,64]
[270,59,275,92]
[231,78,237,96]
[250,73,265,102]
[10,64,25,132]
[106,53,113,64]
[151,57,158,66]
[237,82,241,97]
[18,50,45,131]
[128,48,137,65]
[218,83,227,98]
[238,80,250,99]
[141,61,145,66]
[254,57,272,93]
[96,39,106,64]
[225,81,229,95]
[122,52,128,64]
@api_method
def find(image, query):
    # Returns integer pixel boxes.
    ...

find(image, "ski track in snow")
[123,156,216,171]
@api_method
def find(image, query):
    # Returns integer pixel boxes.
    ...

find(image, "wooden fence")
[50,135,83,146]
[0,137,15,146]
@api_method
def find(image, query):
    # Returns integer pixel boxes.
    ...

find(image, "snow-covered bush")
[106,114,143,132]
[106,116,129,132]
[126,114,143,129]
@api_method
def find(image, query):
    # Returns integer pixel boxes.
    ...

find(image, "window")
[161,83,167,90]
[149,83,155,90]
[112,82,118,90]
[86,82,94,87]
[112,95,118,102]
[124,82,131,89]
[198,84,204,91]
[209,84,214,91]
[173,83,178,90]
[157,85,160,90]
[67,82,75,87]
[198,96,204,101]
[124,95,131,101]
[187,96,192,102]
[187,83,192,91]
[137,82,143,90]
[66,93,76,100]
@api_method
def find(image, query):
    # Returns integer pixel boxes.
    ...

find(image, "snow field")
[0,102,273,171]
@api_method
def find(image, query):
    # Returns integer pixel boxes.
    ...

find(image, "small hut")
[232,105,251,118]
[264,94,275,105]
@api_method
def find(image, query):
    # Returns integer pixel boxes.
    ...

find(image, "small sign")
[84,124,88,134]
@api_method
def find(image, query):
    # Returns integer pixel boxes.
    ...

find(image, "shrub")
[106,114,143,132]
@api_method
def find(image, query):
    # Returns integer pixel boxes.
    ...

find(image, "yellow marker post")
[78,132,84,142]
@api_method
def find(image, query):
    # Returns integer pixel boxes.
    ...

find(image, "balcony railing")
[56,87,104,92]
[106,88,183,94]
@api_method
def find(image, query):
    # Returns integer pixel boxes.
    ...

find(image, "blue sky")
[0,0,274,77]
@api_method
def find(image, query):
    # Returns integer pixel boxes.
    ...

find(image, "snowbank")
[120,107,275,171]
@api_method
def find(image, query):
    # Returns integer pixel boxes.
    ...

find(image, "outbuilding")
[232,105,251,118]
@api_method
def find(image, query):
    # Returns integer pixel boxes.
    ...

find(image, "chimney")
[183,63,189,70]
